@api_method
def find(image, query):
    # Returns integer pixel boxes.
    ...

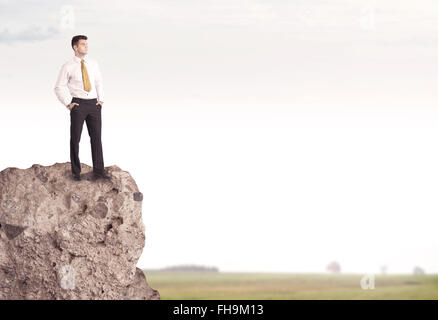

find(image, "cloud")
[0,0,75,44]
[0,25,59,44]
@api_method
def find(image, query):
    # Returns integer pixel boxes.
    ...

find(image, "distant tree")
[160,264,219,272]
[413,266,425,275]
[326,261,341,273]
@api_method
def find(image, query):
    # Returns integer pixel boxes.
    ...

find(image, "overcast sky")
[1,0,438,274]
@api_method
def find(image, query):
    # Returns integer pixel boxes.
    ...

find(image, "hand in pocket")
[68,102,79,110]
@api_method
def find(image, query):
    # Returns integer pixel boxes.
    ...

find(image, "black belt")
[72,97,97,102]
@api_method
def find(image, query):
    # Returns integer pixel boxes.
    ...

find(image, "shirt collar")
[73,55,88,63]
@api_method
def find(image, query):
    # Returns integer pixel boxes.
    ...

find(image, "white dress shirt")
[54,54,104,108]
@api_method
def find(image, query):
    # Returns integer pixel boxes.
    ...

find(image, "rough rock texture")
[0,162,160,300]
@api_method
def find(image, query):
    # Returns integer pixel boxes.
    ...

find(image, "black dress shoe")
[93,172,111,180]
[73,174,81,181]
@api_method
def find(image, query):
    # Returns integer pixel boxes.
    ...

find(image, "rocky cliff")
[0,162,159,300]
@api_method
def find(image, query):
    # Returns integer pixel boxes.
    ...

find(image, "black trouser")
[70,97,104,176]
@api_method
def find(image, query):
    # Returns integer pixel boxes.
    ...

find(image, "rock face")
[0,162,159,300]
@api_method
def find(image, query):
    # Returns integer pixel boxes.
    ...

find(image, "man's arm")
[54,64,72,108]
[95,61,104,103]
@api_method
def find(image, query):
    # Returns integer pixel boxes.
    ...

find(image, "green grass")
[142,271,438,300]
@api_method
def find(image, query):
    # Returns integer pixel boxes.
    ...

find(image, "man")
[54,35,110,181]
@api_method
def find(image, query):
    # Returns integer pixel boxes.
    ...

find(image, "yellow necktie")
[81,59,91,92]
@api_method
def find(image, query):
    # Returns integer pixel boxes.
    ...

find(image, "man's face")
[74,39,88,55]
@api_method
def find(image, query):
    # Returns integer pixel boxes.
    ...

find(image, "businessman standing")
[54,35,110,181]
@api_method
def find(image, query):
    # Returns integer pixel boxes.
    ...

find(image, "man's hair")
[71,35,87,50]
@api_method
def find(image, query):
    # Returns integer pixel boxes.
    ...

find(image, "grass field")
[143,271,438,300]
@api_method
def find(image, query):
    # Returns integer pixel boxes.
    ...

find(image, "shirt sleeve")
[54,64,72,107]
[94,61,104,102]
